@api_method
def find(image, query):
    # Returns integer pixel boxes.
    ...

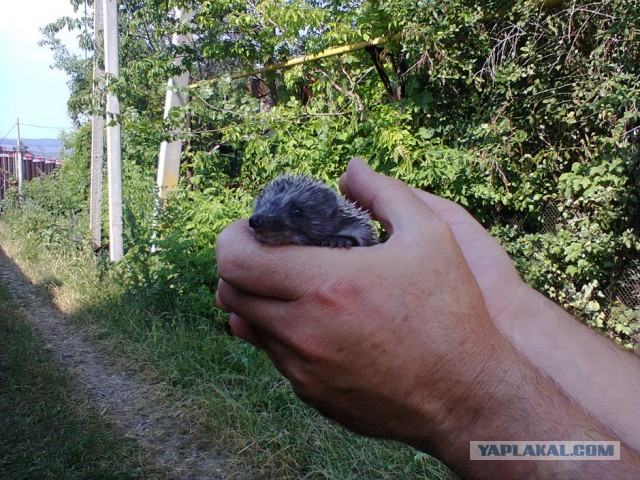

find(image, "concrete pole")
[156,8,194,201]
[151,9,194,252]
[15,118,23,198]
[90,0,105,250]
[103,0,123,261]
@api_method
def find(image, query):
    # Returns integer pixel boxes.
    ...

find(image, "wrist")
[400,321,521,462]
[492,282,640,452]
[403,321,637,479]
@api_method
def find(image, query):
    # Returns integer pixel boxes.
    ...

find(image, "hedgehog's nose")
[249,214,262,229]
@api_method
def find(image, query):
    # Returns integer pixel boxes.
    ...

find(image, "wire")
[0,124,16,144]
[20,122,73,131]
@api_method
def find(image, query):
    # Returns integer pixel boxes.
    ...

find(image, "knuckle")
[215,221,252,280]
[287,363,324,401]
[215,230,235,279]
[215,252,238,281]
[311,275,362,312]
[429,216,455,238]
[215,279,235,309]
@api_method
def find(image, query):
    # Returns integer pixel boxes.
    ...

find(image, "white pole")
[90,0,105,250]
[156,8,194,201]
[103,0,123,261]
[16,118,23,198]
[151,9,194,252]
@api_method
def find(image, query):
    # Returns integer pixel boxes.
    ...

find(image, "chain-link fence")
[486,202,640,351]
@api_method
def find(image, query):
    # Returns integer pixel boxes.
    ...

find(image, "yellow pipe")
[190,36,389,88]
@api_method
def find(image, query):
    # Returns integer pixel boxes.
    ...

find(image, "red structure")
[34,156,46,176]
[0,147,62,201]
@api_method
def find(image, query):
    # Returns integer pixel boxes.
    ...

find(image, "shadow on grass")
[0,269,166,479]
[0,245,458,480]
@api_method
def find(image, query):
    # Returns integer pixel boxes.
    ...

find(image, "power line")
[20,122,73,131]
[0,124,16,144]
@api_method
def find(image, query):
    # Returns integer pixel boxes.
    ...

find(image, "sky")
[0,0,83,141]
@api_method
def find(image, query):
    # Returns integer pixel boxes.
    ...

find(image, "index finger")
[339,157,439,236]
[215,219,370,299]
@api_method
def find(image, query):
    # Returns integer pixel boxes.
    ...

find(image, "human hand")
[216,158,640,478]
[215,158,513,447]
[349,165,528,335]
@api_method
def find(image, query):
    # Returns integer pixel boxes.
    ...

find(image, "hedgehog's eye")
[291,206,302,216]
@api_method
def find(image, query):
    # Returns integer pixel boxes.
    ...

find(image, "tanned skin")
[216,157,640,479]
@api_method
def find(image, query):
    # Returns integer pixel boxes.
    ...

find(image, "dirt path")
[0,247,232,479]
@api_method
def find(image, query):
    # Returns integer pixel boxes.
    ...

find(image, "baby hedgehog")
[249,174,379,247]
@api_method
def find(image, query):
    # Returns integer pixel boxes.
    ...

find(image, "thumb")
[340,157,437,237]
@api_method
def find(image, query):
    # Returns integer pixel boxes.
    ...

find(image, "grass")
[0,283,165,479]
[0,210,457,479]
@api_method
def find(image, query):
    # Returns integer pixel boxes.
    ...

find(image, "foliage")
[12,0,640,344]
[2,0,639,472]
[181,0,639,343]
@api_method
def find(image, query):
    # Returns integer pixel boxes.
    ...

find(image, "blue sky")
[0,0,81,141]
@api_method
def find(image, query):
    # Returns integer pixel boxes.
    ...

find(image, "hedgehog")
[249,174,379,247]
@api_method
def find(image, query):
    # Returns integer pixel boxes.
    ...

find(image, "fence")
[0,148,61,201]
[487,203,640,344]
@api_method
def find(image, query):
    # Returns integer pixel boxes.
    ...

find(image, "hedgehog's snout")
[249,214,263,229]
[249,213,283,232]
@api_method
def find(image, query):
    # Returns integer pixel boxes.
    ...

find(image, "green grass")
[0,214,456,479]
[0,285,165,479]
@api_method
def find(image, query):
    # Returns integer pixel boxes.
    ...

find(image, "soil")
[0,246,234,479]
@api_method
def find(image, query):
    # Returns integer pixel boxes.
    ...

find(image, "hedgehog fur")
[249,174,379,247]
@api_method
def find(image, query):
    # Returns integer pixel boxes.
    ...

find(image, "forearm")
[407,186,640,454]
[498,285,640,452]
[408,326,640,479]
[218,161,640,478]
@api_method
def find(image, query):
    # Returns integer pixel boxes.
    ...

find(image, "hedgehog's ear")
[326,192,341,216]
[320,188,338,207]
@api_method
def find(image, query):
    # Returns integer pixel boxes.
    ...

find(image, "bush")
[9,0,640,344]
